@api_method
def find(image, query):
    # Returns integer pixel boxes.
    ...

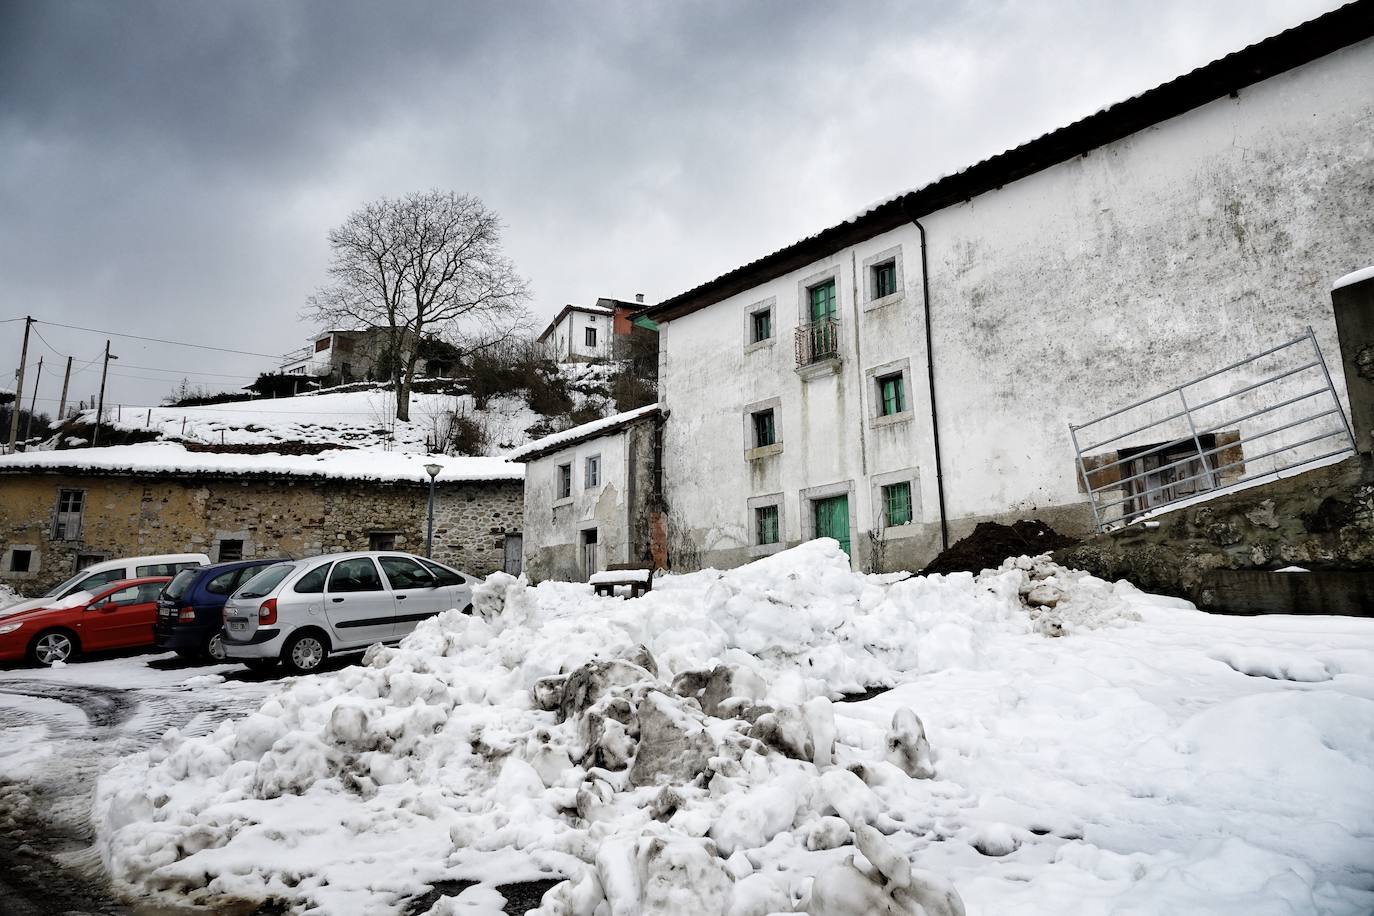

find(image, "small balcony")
[795,317,841,376]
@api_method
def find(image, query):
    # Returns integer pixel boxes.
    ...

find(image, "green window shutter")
[880,375,905,415]
[884,482,912,527]
[809,280,836,322]
[752,311,771,342]
[753,410,775,447]
[874,262,897,298]
[756,505,779,545]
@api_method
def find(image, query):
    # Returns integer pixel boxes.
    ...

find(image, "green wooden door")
[814,495,850,555]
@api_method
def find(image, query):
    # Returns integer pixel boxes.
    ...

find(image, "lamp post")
[424,463,442,558]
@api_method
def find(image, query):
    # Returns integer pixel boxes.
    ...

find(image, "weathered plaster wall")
[523,427,636,582]
[0,472,522,594]
[658,37,1373,573]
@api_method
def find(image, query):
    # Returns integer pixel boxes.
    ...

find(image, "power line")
[32,318,285,360]
[116,363,257,379]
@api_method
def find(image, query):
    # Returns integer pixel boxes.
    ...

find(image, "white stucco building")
[536,297,649,364]
[642,8,1374,573]
[509,405,662,582]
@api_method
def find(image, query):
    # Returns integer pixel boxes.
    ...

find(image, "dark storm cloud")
[0,0,1346,408]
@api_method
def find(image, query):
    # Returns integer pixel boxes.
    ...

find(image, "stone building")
[0,444,523,595]
[639,6,1374,573]
[510,405,662,582]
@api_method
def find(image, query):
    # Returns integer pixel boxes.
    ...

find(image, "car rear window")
[163,569,198,602]
[235,564,295,599]
[293,563,331,594]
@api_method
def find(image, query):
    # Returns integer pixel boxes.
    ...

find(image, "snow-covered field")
[77,389,545,455]
[92,543,1374,915]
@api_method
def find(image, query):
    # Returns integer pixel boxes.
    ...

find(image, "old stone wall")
[1054,456,1374,604]
[0,471,522,595]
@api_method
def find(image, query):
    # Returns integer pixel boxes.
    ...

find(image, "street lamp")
[424,463,442,558]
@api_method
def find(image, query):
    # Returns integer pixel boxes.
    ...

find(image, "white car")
[220,551,475,674]
[0,552,210,619]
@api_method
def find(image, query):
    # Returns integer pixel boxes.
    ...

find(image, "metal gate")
[1069,327,1356,532]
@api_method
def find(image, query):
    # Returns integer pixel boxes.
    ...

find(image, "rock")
[748,705,814,761]
[1244,499,1281,529]
[559,659,657,722]
[803,816,852,851]
[699,664,768,717]
[885,708,934,779]
[1025,583,1064,608]
[629,690,717,788]
[626,644,660,678]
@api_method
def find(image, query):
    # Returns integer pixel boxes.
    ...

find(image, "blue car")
[153,559,287,661]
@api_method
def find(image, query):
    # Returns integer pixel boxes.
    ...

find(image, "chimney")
[635,293,645,304]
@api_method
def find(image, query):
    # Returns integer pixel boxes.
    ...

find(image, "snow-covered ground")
[90,543,1374,914]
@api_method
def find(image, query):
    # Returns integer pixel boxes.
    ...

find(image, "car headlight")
[0,621,23,635]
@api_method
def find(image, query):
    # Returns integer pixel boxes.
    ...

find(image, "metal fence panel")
[1069,327,1355,532]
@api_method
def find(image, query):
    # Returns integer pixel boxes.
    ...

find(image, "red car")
[0,576,172,666]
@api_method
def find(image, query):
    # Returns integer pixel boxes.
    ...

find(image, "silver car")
[220,551,475,674]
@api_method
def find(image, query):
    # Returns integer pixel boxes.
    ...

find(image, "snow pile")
[93,542,1374,915]
[0,584,22,610]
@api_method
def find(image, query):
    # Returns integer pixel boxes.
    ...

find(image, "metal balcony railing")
[795,317,841,369]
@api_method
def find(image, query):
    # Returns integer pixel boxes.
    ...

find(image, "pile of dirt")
[921,520,1079,576]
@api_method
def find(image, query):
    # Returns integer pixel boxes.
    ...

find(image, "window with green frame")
[878,373,906,416]
[808,279,837,322]
[751,309,772,343]
[752,409,776,448]
[873,261,898,299]
[755,504,780,545]
[883,481,913,527]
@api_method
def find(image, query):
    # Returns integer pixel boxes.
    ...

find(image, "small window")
[217,539,244,562]
[8,549,32,573]
[379,556,436,590]
[751,310,772,343]
[755,505,780,545]
[328,557,383,593]
[368,532,398,551]
[206,569,241,596]
[557,463,573,499]
[315,337,331,352]
[878,373,906,416]
[586,455,601,488]
[53,489,85,540]
[882,482,913,527]
[808,280,837,322]
[873,261,898,299]
[293,563,330,594]
[585,326,598,348]
[420,559,466,586]
[752,409,776,448]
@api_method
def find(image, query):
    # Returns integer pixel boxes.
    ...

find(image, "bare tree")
[307,190,531,421]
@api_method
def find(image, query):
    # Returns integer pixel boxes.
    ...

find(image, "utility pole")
[20,356,42,442]
[57,355,72,421]
[6,316,31,453]
[92,340,116,448]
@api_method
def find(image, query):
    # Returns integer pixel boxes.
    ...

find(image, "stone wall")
[0,471,523,595]
[1054,455,1374,603]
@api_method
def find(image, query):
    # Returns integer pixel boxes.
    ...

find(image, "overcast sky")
[0,0,1346,411]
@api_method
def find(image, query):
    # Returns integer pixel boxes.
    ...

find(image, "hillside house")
[538,297,647,364]
[0,444,524,594]
[279,328,455,387]
[509,405,662,582]
[638,6,1374,573]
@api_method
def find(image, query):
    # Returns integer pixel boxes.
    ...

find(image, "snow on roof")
[1333,265,1374,291]
[0,442,523,484]
[507,403,661,461]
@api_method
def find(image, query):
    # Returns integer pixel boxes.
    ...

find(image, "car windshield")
[235,563,295,599]
[163,569,198,602]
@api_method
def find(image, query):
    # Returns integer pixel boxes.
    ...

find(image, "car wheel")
[203,631,227,662]
[281,631,328,675]
[29,630,78,667]
[243,658,279,672]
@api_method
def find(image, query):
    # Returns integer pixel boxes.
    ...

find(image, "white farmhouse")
[640,6,1374,573]
[537,297,648,364]
[509,404,663,582]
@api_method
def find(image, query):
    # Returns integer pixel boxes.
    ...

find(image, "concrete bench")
[590,563,655,598]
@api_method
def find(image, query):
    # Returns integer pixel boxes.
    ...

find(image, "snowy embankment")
[93,542,1374,915]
